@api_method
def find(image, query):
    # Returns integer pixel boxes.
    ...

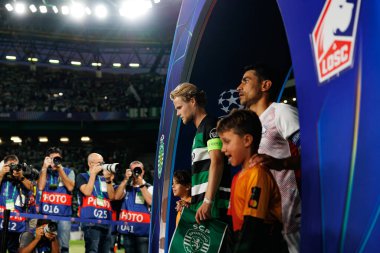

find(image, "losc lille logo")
[311,0,361,83]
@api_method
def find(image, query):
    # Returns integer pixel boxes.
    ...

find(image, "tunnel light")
[29,4,37,13]
[5,3,14,11]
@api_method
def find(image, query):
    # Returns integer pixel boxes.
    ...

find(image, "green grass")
[70,240,124,253]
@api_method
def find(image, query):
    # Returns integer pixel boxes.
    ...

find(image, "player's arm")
[250,130,301,171]
[195,148,224,223]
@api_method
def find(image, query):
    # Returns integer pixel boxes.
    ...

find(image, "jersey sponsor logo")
[0,206,26,221]
[41,192,72,205]
[311,0,361,83]
[183,223,211,253]
[248,187,261,209]
[82,196,112,210]
[119,210,151,223]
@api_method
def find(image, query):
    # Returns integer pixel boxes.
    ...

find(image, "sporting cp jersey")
[228,165,282,232]
[259,102,301,234]
[190,115,230,218]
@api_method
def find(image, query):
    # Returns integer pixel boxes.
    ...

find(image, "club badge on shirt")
[248,187,261,209]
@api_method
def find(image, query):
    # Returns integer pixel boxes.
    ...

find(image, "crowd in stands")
[0,64,165,113]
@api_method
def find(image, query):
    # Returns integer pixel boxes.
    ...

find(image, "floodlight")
[85,7,91,15]
[293,98,297,101]
[81,136,91,142]
[15,3,26,14]
[129,63,140,68]
[91,62,102,67]
[60,137,69,143]
[29,4,37,13]
[39,137,48,143]
[59,92,63,96]
[283,100,288,104]
[10,136,22,143]
[113,63,122,68]
[6,56,16,60]
[95,4,107,19]
[49,59,60,64]
[119,0,151,19]
[71,61,81,66]
[27,57,38,62]
[39,5,47,13]
[70,3,85,19]
[52,6,59,14]
[5,3,14,11]
[61,5,69,15]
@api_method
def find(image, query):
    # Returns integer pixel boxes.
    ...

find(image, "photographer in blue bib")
[114,161,153,253]
[19,219,60,253]
[0,155,35,253]
[76,153,118,253]
[37,147,74,253]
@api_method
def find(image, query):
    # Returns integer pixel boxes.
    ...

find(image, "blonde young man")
[170,83,230,224]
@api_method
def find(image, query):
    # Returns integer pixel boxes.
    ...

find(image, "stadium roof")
[0,0,182,74]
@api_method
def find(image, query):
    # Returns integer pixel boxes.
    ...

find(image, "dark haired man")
[237,64,301,253]
[37,147,74,253]
[0,155,33,253]
[19,219,60,253]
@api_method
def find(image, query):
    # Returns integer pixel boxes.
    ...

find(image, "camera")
[101,163,121,174]
[132,167,143,178]
[7,163,39,181]
[43,221,58,235]
[52,157,62,166]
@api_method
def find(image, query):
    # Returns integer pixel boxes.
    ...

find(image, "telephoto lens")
[44,221,58,235]
[101,163,121,174]
[132,167,143,178]
[53,157,62,166]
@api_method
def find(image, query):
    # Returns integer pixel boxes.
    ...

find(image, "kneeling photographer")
[114,161,153,253]
[0,155,36,253]
[19,219,59,253]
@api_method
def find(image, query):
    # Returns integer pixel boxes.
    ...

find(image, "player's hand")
[35,226,44,241]
[249,154,283,171]
[195,202,211,224]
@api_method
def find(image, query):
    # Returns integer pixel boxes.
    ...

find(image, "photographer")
[19,219,60,253]
[0,155,34,253]
[76,153,115,253]
[37,147,74,253]
[115,161,153,253]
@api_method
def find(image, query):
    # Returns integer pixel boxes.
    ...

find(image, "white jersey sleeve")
[274,103,300,140]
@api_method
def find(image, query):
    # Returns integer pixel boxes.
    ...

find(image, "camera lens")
[133,167,142,177]
[44,221,58,235]
[101,163,120,174]
[53,157,62,166]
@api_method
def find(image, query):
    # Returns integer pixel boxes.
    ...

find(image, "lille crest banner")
[169,208,227,253]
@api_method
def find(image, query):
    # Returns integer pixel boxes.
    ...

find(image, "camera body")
[43,221,58,236]
[7,163,39,181]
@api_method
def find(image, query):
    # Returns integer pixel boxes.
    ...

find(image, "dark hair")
[173,170,191,187]
[244,63,279,101]
[46,147,62,157]
[37,219,51,227]
[217,109,262,153]
[3,155,19,163]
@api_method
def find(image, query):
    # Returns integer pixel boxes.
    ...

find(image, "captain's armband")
[207,138,222,152]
